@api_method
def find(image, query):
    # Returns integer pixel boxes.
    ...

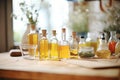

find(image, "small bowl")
[78,47,95,58]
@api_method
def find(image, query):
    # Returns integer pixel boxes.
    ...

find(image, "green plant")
[12,1,40,25]
[104,4,120,33]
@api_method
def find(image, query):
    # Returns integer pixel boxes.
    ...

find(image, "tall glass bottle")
[39,29,49,60]
[69,32,78,59]
[50,30,59,60]
[59,28,70,59]
[28,24,38,57]
[108,31,117,55]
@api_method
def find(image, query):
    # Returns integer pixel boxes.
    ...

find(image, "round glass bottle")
[108,31,117,55]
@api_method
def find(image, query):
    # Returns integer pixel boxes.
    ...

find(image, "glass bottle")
[108,31,117,55]
[39,29,49,60]
[59,28,70,59]
[50,30,59,60]
[86,32,98,52]
[96,36,111,59]
[28,24,38,58]
[79,35,86,49]
[69,32,78,59]
[115,37,120,56]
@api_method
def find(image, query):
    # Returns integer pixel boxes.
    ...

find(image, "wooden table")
[0,52,120,80]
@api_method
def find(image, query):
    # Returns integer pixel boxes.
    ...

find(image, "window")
[12,0,69,45]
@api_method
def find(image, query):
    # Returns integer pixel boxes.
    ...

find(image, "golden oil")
[50,30,59,60]
[39,29,49,60]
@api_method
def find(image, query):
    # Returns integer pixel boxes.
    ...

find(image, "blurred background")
[0,0,120,52]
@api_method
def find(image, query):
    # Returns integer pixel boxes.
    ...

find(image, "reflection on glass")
[19,44,37,60]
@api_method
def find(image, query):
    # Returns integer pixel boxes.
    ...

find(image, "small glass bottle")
[108,31,117,55]
[96,36,111,59]
[115,37,120,56]
[69,32,78,59]
[59,28,70,59]
[50,30,59,60]
[39,29,49,60]
[79,35,86,49]
[86,32,98,52]
[28,24,38,57]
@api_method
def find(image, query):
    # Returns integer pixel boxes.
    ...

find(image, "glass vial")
[39,29,49,60]
[96,36,111,59]
[69,32,78,59]
[28,24,38,58]
[86,32,98,52]
[79,35,86,49]
[59,28,70,59]
[50,30,59,60]
[108,31,117,55]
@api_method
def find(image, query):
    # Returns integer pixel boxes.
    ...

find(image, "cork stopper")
[52,30,56,36]
[62,28,66,33]
[42,29,47,36]
[72,32,76,38]
[30,24,36,30]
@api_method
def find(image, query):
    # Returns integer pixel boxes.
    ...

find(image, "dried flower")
[12,1,40,25]
[19,1,39,25]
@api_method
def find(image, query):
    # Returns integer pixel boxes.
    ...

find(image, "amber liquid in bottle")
[28,24,38,57]
[59,28,70,59]
[39,29,49,60]
[70,32,78,59]
[50,30,59,60]
[86,32,98,52]
[79,36,86,50]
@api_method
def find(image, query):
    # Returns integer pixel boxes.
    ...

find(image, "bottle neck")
[100,38,107,44]
[42,34,46,37]
[30,24,36,33]
[30,29,36,33]
[62,32,66,41]
[80,38,85,43]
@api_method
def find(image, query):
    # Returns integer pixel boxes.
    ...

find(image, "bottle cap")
[42,29,47,36]
[80,35,85,38]
[72,32,76,38]
[52,30,56,36]
[30,24,36,30]
[62,28,66,33]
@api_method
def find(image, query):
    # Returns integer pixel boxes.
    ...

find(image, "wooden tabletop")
[0,52,120,80]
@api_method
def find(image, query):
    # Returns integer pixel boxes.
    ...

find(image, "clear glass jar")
[86,32,98,52]
[96,37,111,59]
[108,31,117,55]
[78,47,94,58]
